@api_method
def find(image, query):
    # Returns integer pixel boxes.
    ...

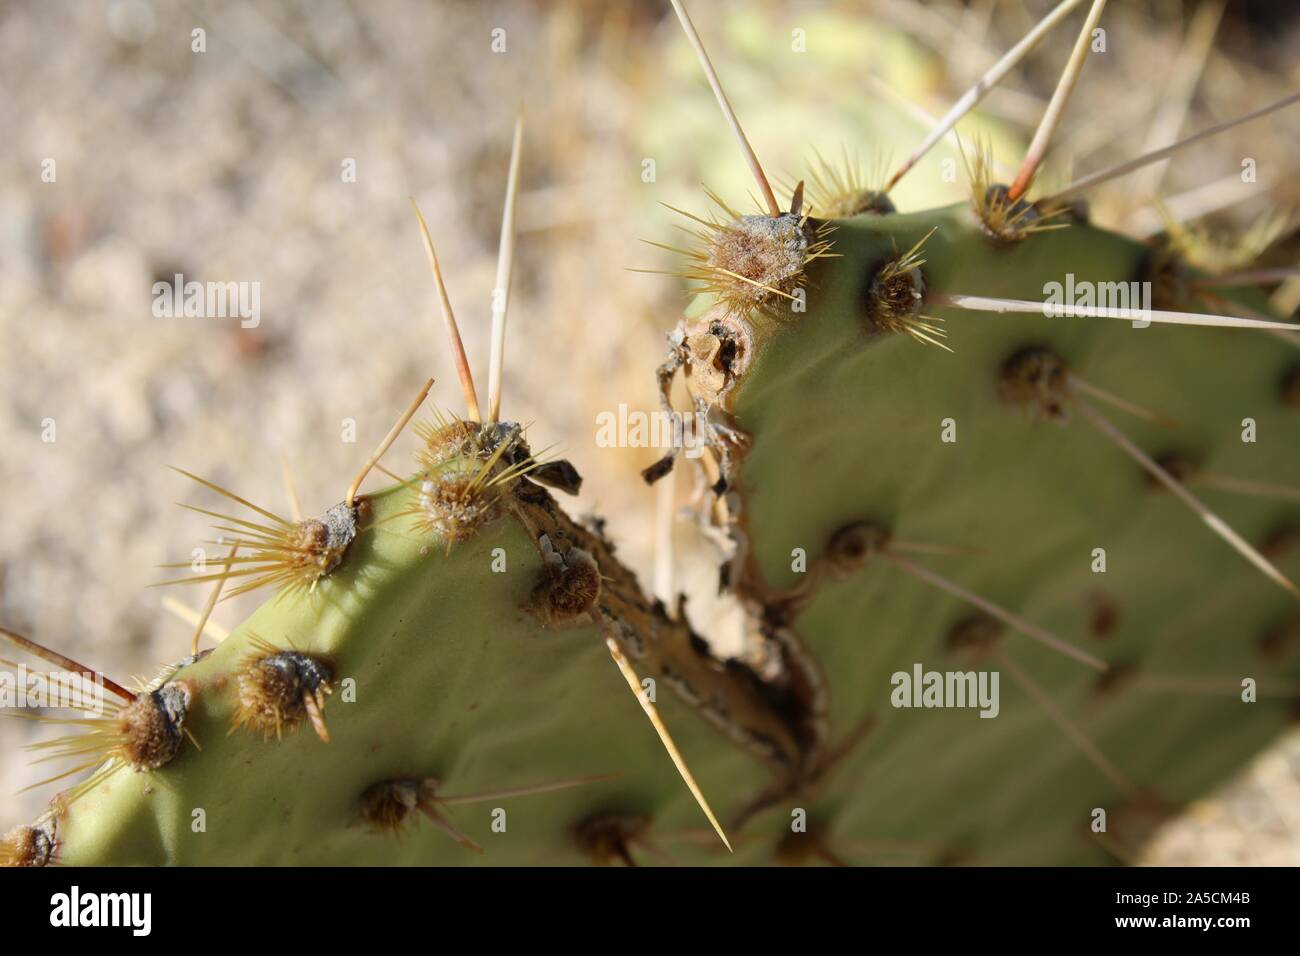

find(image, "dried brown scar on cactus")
[999,346,1300,599]
[512,479,831,851]
[231,637,334,743]
[512,478,820,773]
[658,609,827,777]
[640,313,755,488]
[1,822,56,868]
[729,703,875,835]
[412,103,740,853]
[654,455,828,781]
[0,626,196,793]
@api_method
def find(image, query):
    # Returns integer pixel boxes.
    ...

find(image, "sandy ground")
[1,0,1297,863]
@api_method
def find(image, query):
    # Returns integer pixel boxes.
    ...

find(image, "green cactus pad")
[674,201,1300,864]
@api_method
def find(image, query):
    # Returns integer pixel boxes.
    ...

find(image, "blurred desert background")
[1,0,1298,863]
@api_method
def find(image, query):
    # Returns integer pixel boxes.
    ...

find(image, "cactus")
[5,0,1300,867]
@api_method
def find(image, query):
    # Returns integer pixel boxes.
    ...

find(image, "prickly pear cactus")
[660,201,1299,865]
[42,479,777,865]
[5,1,1300,867]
